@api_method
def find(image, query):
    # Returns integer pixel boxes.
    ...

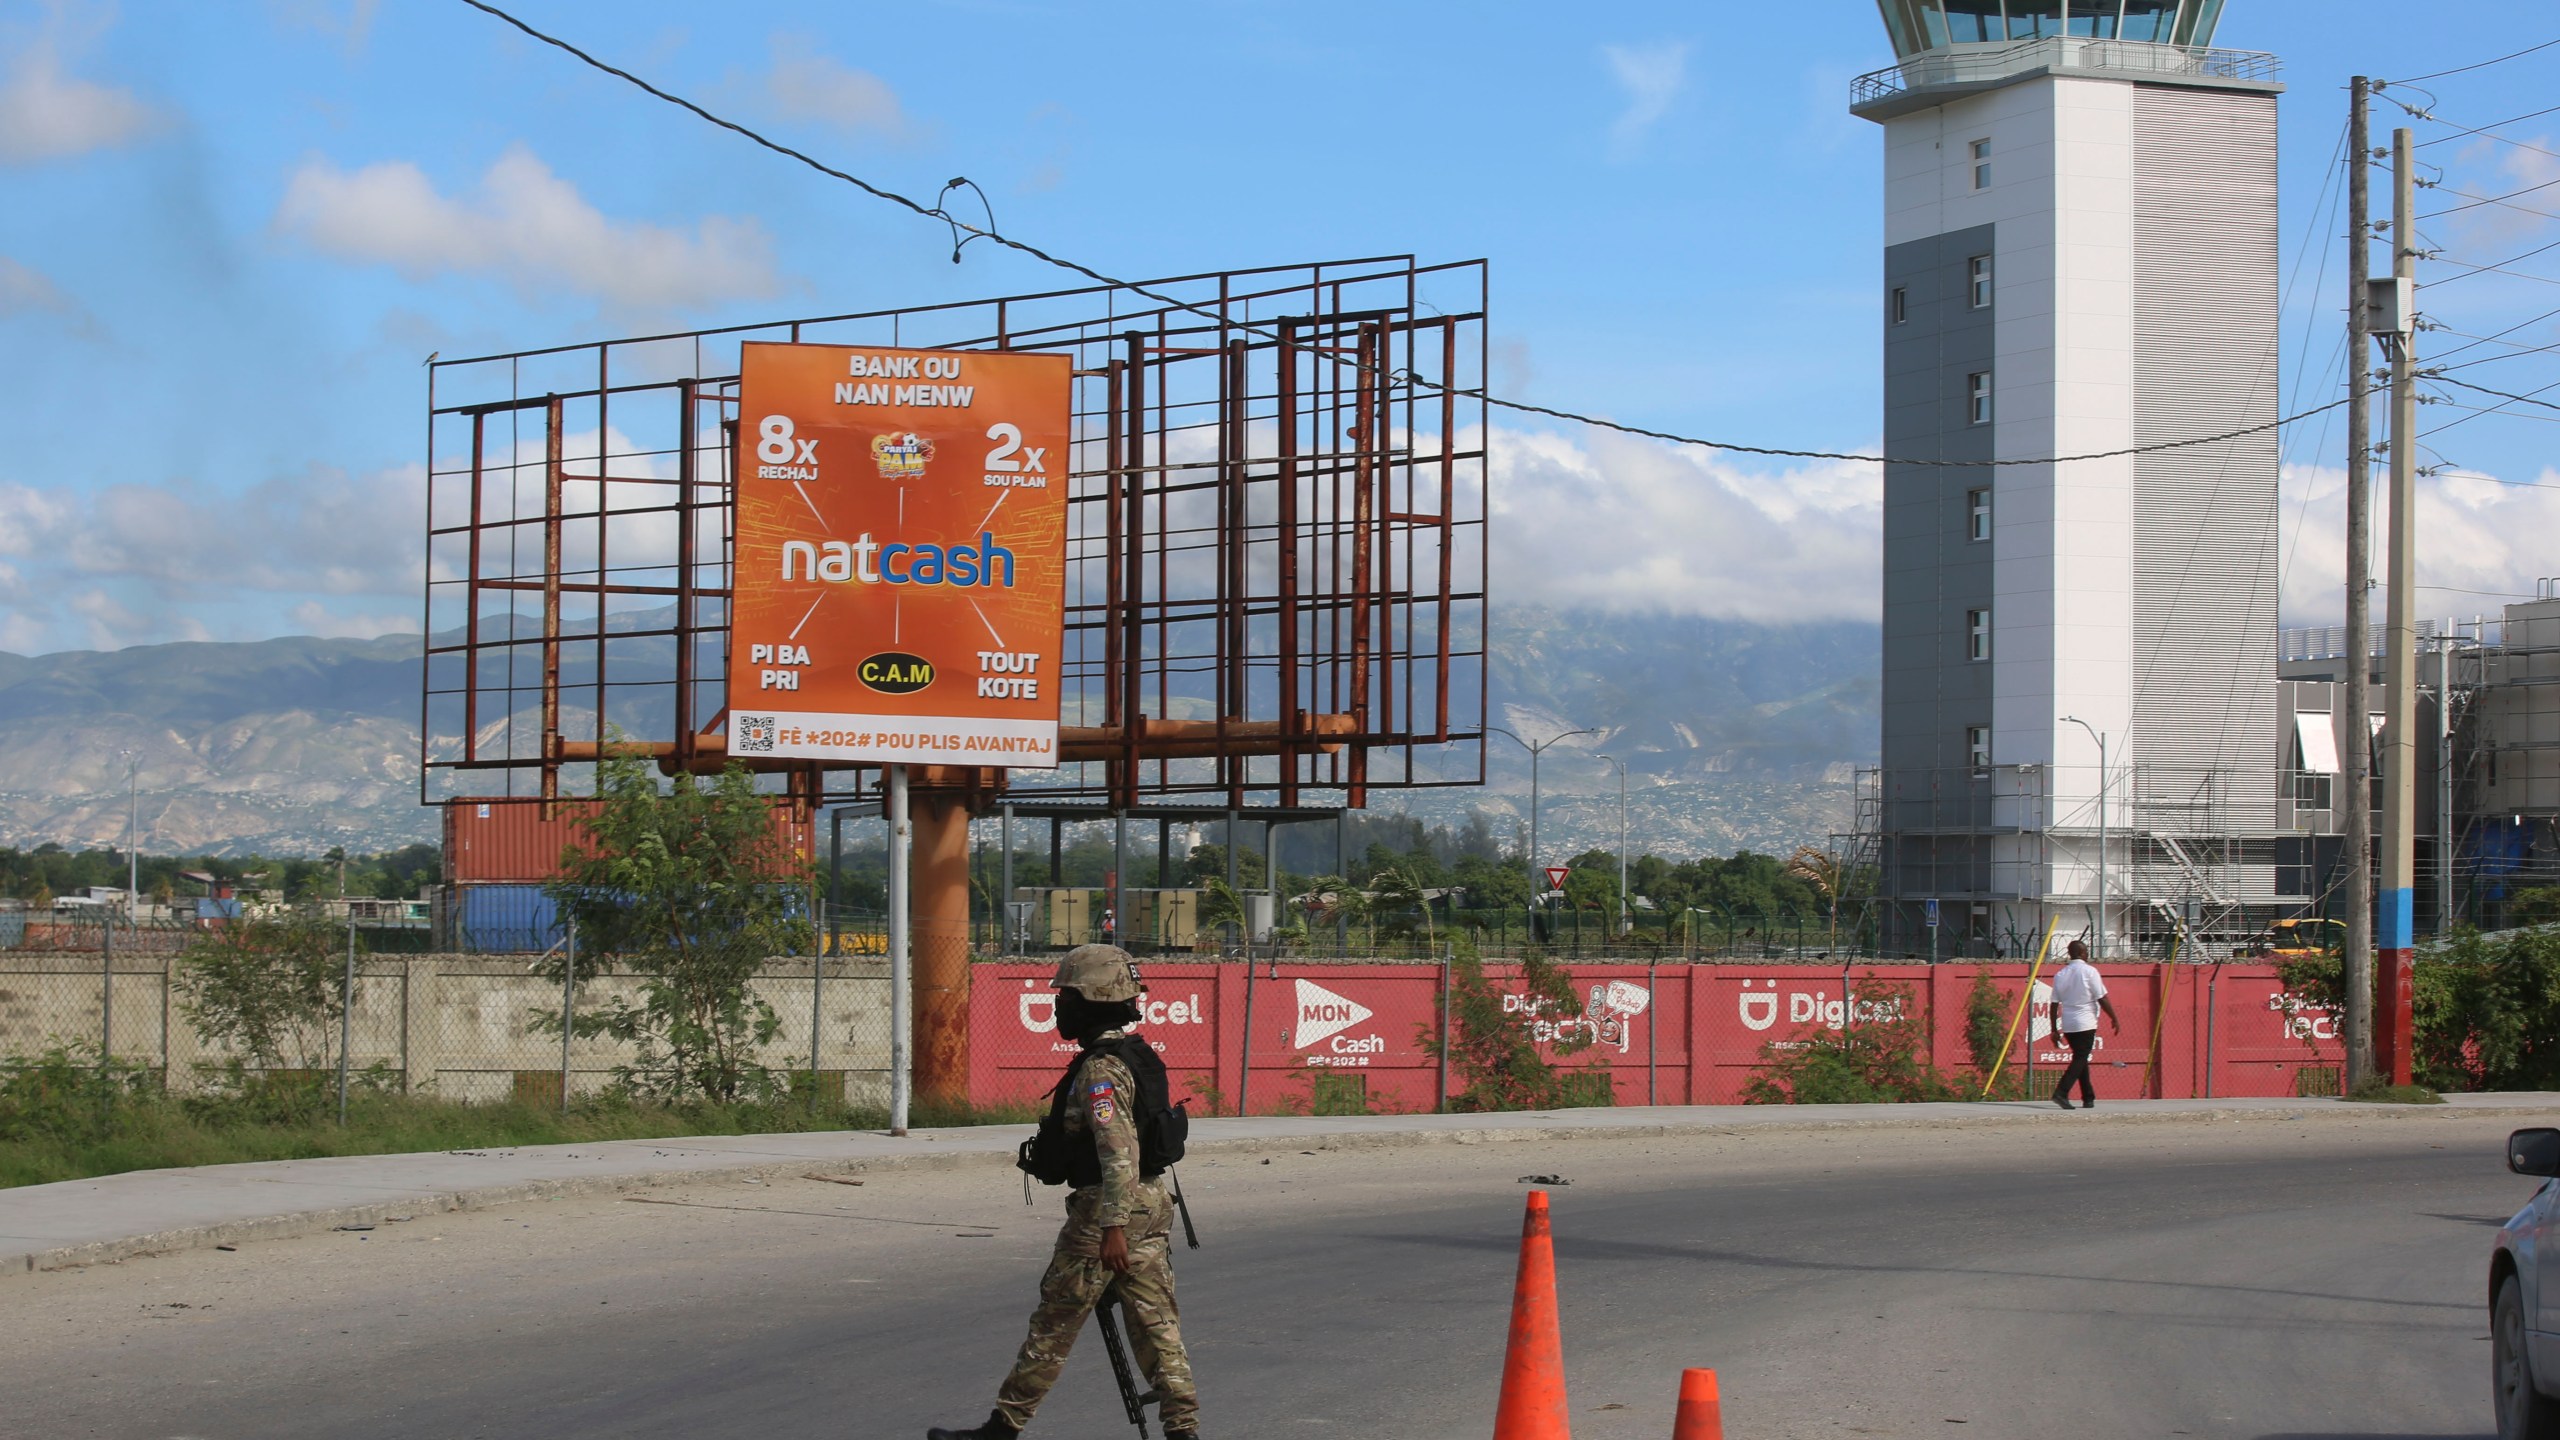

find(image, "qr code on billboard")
[734,715,777,753]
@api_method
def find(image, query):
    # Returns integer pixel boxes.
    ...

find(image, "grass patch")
[0,1047,1040,1189]
[2345,1076,2445,1105]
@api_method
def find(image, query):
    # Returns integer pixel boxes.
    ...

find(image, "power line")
[2426,232,2560,289]
[2422,171,2560,221]
[2417,100,2560,149]
[2386,38,2560,86]
[2435,374,2560,416]
[454,0,2362,473]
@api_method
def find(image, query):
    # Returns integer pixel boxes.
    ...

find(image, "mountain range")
[0,607,1878,859]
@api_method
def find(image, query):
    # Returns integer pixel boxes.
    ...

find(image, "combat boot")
[924,1412,1019,1440]
[1166,1431,1201,1440]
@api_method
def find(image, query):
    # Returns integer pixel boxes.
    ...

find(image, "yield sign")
[1293,979,1374,1049]
[1544,866,1571,891]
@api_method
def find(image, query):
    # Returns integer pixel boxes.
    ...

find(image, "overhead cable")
[456,0,2361,471]
[2384,38,2560,87]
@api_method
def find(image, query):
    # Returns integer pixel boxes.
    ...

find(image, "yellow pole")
[1981,916,2062,1099]
[2138,937,2180,1098]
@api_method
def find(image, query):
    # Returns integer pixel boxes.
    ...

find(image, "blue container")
[194,898,244,921]
[454,884,563,954]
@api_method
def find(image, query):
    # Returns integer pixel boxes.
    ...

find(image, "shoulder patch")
[1087,1078,1119,1127]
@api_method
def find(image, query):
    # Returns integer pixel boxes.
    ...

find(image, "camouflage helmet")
[1053,944,1142,1003]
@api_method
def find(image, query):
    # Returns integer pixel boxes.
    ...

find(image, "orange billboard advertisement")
[726,342,1069,768]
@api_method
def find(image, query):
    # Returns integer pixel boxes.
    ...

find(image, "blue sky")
[2,0,2556,653]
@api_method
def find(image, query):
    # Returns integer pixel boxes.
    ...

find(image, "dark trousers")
[2053,1029,2097,1104]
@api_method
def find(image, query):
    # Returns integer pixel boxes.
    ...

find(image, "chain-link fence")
[0,915,896,1106]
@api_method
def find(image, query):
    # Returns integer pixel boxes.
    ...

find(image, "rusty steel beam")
[541,395,563,804]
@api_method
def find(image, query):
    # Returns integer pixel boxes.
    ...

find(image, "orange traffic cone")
[1670,1368,1723,1440]
[1493,1189,1571,1439]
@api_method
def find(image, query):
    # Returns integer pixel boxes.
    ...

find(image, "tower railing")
[1852,37,2280,108]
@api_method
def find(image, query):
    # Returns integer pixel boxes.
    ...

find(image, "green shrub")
[1745,978,1966,1105]
[1421,948,1608,1111]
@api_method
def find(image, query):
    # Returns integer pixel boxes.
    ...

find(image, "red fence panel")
[964,960,2346,1114]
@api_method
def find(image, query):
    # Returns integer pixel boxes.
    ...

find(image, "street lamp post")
[2061,716,2109,960]
[1487,725,1597,934]
[1598,753,1629,936]
[121,750,138,926]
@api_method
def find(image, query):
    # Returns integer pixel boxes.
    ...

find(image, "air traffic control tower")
[1851,2,2287,958]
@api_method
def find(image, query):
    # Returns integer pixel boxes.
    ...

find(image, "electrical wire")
[2422,172,2560,222]
[454,0,2360,472]
[2386,39,2560,87]
[2435,374,2560,415]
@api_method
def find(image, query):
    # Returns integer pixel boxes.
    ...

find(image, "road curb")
[7,1097,2551,1280]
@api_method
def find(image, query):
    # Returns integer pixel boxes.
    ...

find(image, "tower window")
[1890,286,1908,325]
[1968,725,1993,770]
[1968,371,1993,425]
[1970,138,1992,190]
[1969,254,1993,309]
[1968,487,1992,541]
[1967,609,1993,661]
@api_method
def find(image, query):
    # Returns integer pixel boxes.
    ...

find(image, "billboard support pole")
[889,763,912,1135]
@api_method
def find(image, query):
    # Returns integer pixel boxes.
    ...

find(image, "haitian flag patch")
[1087,1079,1118,1127]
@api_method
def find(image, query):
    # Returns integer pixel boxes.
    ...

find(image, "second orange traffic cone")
[1670,1368,1723,1440]
[1493,1189,1571,1440]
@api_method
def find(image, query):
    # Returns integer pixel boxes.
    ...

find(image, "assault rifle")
[1168,1167,1200,1249]
[1095,1290,1157,1438]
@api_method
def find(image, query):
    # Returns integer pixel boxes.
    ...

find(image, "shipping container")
[451,883,563,955]
[443,799,816,885]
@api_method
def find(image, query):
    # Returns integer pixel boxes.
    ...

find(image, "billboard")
[727,343,1070,767]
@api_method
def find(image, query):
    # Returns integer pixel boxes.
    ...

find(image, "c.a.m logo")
[859,652,935,694]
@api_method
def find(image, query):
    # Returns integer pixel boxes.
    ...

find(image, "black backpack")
[1017,1034,1189,1187]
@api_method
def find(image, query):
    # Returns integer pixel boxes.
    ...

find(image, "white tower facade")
[1855,3,2285,957]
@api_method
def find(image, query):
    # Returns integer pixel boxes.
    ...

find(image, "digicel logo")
[1293,979,1373,1049]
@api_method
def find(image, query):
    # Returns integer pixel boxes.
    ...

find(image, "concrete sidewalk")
[5,1093,2553,1279]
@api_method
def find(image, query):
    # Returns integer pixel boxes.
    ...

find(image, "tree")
[1784,845,1848,952]
[1423,949,1605,1111]
[177,909,353,1073]
[544,754,814,1104]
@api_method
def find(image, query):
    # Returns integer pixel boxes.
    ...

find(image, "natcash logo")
[859,652,935,694]
[871,432,934,479]
[780,530,1016,589]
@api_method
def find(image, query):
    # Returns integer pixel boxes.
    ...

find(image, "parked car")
[2492,1128,2560,1437]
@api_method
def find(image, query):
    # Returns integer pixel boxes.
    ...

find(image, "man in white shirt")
[2045,940,2120,1110]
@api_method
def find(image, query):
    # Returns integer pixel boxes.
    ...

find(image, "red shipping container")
[442,799,815,884]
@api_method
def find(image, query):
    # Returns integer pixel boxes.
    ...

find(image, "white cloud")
[1486,424,1880,622]
[2276,459,2560,626]
[274,144,785,312]
[287,600,411,639]
[0,29,157,164]
[1601,41,1688,161]
[0,461,423,649]
[0,253,67,313]
[763,40,907,139]
[0,252,100,336]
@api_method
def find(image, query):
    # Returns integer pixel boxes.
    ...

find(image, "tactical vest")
[1016,1033,1189,1188]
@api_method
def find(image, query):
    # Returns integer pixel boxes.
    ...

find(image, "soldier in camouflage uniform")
[929,945,1201,1440]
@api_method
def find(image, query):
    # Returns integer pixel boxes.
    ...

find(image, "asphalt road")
[5,1111,2537,1440]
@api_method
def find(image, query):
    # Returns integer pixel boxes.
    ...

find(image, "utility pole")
[124,751,138,923]
[2439,629,2457,934]
[2376,124,2421,1087]
[1600,754,1629,936]
[2340,75,2376,1090]
[1488,725,1595,940]
[887,764,911,1136]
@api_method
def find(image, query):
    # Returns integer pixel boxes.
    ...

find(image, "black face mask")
[1055,989,1137,1043]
